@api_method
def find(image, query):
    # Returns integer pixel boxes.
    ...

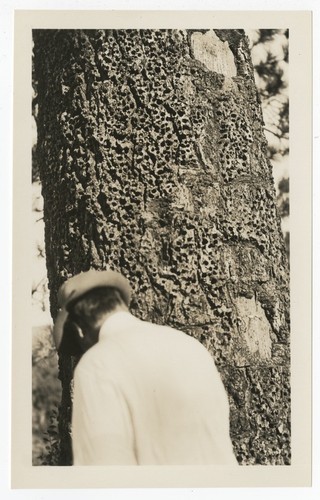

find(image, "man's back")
[72,311,237,465]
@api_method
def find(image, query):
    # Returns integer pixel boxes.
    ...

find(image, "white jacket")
[72,312,237,465]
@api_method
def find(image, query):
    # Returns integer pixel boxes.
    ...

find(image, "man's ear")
[73,322,84,339]
[58,317,86,356]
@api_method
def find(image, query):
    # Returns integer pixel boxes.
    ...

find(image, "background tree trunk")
[33,29,290,466]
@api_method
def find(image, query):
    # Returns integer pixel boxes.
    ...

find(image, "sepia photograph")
[31,27,290,468]
[11,8,312,491]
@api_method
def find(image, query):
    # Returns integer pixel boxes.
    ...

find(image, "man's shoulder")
[74,339,118,377]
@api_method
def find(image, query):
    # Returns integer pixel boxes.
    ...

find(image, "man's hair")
[68,286,125,330]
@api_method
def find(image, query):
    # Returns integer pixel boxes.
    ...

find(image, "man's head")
[67,286,127,353]
[53,270,132,355]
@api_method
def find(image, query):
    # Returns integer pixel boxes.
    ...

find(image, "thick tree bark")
[33,29,290,465]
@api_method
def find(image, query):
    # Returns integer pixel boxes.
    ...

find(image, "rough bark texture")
[33,29,290,466]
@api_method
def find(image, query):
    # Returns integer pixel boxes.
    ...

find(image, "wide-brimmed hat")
[53,269,132,350]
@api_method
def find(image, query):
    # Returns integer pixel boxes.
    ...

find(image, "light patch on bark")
[236,296,272,360]
[200,185,220,217]
[191,30,237,78]
[174,184,194,211]
[272,299,284,334]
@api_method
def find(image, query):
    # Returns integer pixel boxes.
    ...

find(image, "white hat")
[53,269,132,350]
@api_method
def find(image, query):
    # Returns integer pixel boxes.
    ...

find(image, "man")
[53,269,237,466]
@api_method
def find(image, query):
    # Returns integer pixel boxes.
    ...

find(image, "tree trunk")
[33,29,290,466]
